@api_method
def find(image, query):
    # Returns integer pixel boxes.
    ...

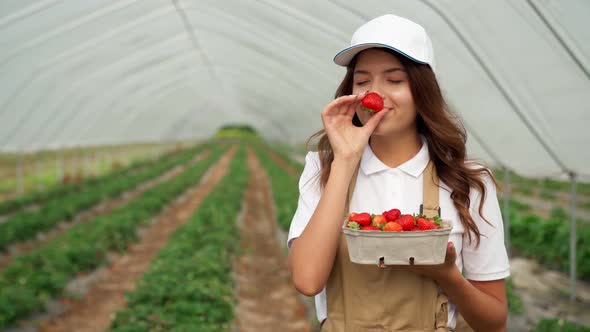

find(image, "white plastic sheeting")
[0,0,589,179]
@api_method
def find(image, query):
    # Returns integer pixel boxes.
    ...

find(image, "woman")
[287,14,510,331]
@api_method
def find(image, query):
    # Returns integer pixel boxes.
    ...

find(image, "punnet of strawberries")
[346,208,444,232]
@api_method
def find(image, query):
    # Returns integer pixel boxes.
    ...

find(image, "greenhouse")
[0,1,589,331]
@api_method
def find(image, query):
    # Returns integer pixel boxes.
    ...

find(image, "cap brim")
[333,43,429,67]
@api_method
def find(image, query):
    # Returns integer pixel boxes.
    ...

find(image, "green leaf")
[348,222,361,230]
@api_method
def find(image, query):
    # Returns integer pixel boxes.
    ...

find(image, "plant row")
[494,168,590,197]
[506,205,590,280]
[0,145,227,328]
[251,145,300,231]
[0,148,191,216]
[0,145,207,251]
[110,144,248,331]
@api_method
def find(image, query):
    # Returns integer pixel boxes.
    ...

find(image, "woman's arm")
[437,266,507,332]
[288,93,390,296]
[288,158,357,296]
[406,242,507,331]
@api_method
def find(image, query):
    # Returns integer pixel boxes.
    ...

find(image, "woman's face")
[351,48,417,136]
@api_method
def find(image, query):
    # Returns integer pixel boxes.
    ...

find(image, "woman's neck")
[369,132,423,168]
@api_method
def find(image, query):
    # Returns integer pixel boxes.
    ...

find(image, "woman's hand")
[321,93,390,163]
[380,242,459,284]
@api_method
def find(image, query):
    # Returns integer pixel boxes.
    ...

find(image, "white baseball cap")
[333,14,436,72]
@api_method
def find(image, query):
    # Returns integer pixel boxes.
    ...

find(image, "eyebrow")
[354,67,406,75]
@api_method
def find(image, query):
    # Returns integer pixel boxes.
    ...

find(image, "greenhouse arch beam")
[0,0,62,29]
[0,0,142,66]
[418,0,570,175]
[525,0,590,80]
[0,6,177,117]
[0,36,193,146]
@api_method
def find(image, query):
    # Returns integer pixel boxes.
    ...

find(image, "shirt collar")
[360,136,430,178]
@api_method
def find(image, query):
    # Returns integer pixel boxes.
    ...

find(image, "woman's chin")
[372,121,409,137]
[371,122,390,136]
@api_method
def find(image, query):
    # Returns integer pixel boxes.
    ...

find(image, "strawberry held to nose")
[360,92,384,113]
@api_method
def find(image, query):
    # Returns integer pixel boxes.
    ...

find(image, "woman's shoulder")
[299,151,322,191]
[464,160,496,181]
[303,150,321,165]
[463,160,499,201]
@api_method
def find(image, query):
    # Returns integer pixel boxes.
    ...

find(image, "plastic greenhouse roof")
[0,0,589,179]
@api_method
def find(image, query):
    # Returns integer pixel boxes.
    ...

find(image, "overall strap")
[421,161,441,218]
[344,162,361,215]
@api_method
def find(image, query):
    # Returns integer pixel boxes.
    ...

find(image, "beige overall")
[320,161,454,332]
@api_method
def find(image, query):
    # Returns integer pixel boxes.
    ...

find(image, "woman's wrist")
[331,156,360,176]
[332,151,361,166]
[435,265,463,291]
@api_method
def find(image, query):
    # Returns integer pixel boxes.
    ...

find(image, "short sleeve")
[461,169,511,281]
[287,151,322,249]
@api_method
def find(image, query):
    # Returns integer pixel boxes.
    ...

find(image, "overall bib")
[320,161,452,332]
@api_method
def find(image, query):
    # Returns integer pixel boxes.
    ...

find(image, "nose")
[370,80,386,100]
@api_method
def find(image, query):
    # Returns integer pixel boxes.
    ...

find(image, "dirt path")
[36,147,236,332]
[231,149,311,332]
[0,151,209,271]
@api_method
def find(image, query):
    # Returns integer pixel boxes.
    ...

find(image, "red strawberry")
[384,222,403,232]
[416,217,436,230]
[361,225,382,231]
[349,212,372,226]
[395,214,416,231]
[361,92,384,113]
[383,208,401,222]
[372,214,388,228]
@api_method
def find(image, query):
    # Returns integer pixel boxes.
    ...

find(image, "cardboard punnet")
[342,221,452,266]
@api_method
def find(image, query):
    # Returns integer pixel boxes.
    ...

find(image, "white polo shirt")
[287,140,510,329]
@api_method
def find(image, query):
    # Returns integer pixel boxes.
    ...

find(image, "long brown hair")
[307,48,498,246]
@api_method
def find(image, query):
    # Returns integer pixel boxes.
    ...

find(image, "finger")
[338,92,369,116]
[446,242,457,263]
[323,94,363,117]
[345,98,362,118]
[362,108,390,133]
[334,93,364,106]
